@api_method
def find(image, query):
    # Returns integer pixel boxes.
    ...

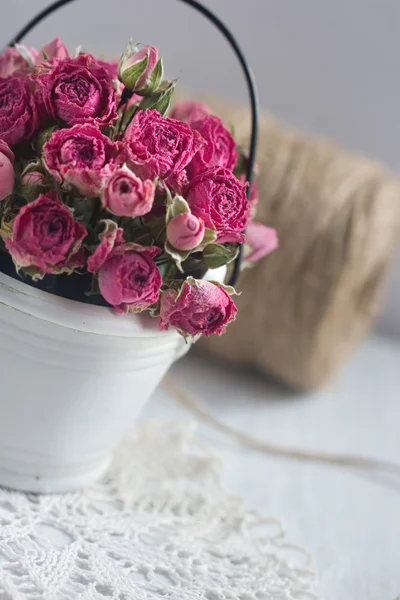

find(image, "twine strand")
[163,376,400,477]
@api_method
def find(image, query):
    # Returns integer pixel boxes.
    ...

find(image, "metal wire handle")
[7,0,259,286]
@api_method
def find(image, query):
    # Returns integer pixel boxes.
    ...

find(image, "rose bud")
[102,166,155,218]
[166,212,205,251]
[20,170,47,201]
[118,42,162,94]
[21,171,46,187]
[0,140,15,201]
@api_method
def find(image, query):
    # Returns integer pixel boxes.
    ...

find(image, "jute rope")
[186,95,400,390]
[163,376,400,477]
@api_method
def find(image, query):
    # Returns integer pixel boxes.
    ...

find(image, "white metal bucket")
[0,272,194,493]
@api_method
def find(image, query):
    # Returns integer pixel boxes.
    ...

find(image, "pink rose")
[159,279,237,336]
[87,225,124,273]
[0,140,14,162]
[244,221,278,263]
[39,54,117,127]
[96,59,118,81]
[95,59,125,100]
[43,124,116,196]
[0,46,39,78]
[167,212,205,251]
[186,167,250,243]
[0,140,14,201]
[42,38,69,62]
[101,166,155,218]
[119,45,159,91]
[98,244,162,313]
[170,101,212,125]
[121,109,203,190]
[0,77,41,147]
[5,191,87,274]
[187,116,237,178]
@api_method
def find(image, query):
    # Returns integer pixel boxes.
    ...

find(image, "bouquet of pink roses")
[0,38,277,338]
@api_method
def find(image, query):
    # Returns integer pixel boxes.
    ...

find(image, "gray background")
[2,0,399,336]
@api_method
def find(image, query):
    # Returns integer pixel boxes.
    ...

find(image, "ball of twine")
[196,99,400,389]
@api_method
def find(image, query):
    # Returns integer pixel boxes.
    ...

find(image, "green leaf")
[120,55,148,90]
[139,79,177,116]
[19,265,45,281]
[203,243,239,269]
[209,281,240,296]
[20,161,43,177]
[166,194,190,224]
[117,38,136,77]
[36,125,58,153]
[164,240,190,273]
[19,183,46,202]
[120,101,140,131]
[198,228,217,248]
[138,57,164,95]
[85,274,101,297]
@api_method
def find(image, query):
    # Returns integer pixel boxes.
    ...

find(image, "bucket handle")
[6,0,259,286]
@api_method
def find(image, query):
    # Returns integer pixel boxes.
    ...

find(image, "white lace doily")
[0,422,318,600]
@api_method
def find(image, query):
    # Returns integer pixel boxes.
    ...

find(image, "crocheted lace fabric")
[0,422,318,599]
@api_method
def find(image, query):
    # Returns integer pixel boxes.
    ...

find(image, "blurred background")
[2,0,399,339]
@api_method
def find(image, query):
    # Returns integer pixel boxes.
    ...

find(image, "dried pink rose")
[0,46,40,78]
[43,124,116,196]
[170,101,212,125]
[98,244,162,313]
[121,109,204,191]
[186,167,250,243]
[159,279,237,336]
[96,59,118,81]
[244,221,278,263]
[39,54,117,127]
[101,166,155,218]
[0,140,14,162]
[187,115,237,178]
[87,225,124,273]
[5,191,87,274]
[0,140,14,201]
[166,212,205,251]
[239,175,258,209]
[0,77,42,147]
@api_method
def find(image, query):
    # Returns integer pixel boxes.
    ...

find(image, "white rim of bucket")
[0,266,227,338]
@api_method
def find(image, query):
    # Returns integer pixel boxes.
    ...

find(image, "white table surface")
[141,334,400,600]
